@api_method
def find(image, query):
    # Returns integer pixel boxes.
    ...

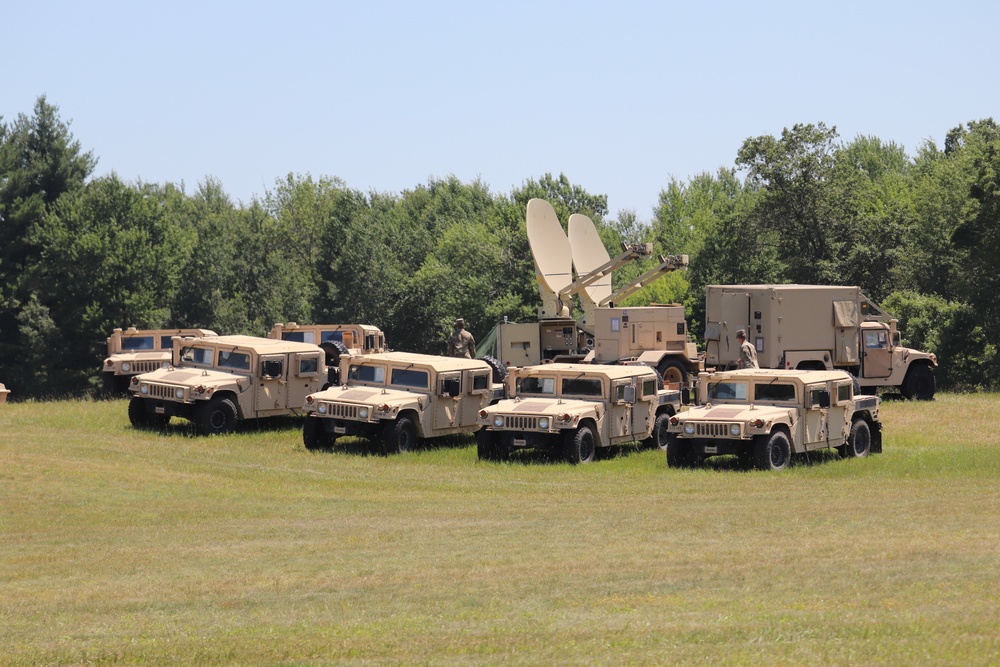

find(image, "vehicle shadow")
[698,448,848,472]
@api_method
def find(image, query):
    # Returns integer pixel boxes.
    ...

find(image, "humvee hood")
[683,404,793,423]
[490,398,600,416]
[111,351,170,362]
[137,367,247,387]
[313,386,425,407]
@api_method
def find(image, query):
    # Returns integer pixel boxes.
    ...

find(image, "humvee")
[268,322,387,383]
[476,363,682,464]
[665,368,883,471]
[128,335,329,435]
[302,351,505,454]
[103,327,216,394]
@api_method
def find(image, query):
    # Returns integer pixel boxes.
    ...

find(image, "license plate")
[704,445,718,454]
[154,406,165,414]
[334,425,346,434]
[513,438,526,447]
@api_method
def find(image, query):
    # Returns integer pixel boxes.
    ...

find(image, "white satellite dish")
[568,213,612,307]
[526,199,572,317]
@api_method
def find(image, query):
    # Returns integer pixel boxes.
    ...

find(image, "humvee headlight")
[538,417,549,429]
[729,423,741,436]
[683,423,694,435]
[161,361,170,369]
[317,403,327,415]
[359,407,369,418]
[140,384,149,395]
[493,415,505,428]
[174,388,184,399]
[121,362,131,372]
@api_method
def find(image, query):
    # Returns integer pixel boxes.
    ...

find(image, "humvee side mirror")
[818,390,831,409]
[261,360,283,379]
[623,385,636,404]
[682,388,693,405]
[442,378,461,397]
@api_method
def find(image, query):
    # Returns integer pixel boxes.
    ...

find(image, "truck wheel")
[320,340,350,367]
[657,358,689,387]
[839,419,871,459]
[303,415,337,451]
[666,437,695,468]
[753,430,791,471]
[196,397,239,435]
[653,412,673,451]
[564,425,596,465]
[480,355,508,384]
[382,416,417,454]
[901,364,935,401]
[476,429,500,461]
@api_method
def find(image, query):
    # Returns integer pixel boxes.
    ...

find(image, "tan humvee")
[0,382,9,405]
[665,368,883,471]
[302,351,505,454]
[476,363,682,464]
[268,322,388,384]
[705,285,938,399]
[128,335,328,435]
[103,327,216,394]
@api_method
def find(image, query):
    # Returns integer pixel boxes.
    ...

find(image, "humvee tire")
[653,412,673,451]
[666,436,696,468]
[480,355,507,384]
[564,425,596,465]
[196,396,239,435]
[839,419,871,459]
[753,430,791,471]
[303,415,337,451]
[128,396,168,429]
[901,363,935,401]
[382,415,417,454]
[476,428,500,461]
[657,358,688,387]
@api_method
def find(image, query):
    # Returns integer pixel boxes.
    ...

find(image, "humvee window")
[218,350,250,371]
[472,374,488,391]
[837,383,852,402]
[391,368,428,389]
[122,336,155,351]
[808,387,825,407]
[708,381,747,400]
[642,379,657,398]
[159,336,174,349]
[754,383,795,402]
[261,360,283,377]
[320,331,343,343]
[520,376,555,395]
[865,331,888,349]
[282,331,313,343]
[562,378,603,397]
[349,364,385,384]
[299,357,319,375]
[181,347,213,365]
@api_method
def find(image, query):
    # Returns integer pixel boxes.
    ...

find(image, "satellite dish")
[526,199,572,317]
[568,213,612,306]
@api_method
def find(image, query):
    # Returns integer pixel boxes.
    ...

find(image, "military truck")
[664,368,883,471]
[103,327,216,394]
[705,284,938,399]
[302,351,505,454]
[128,335,328,435]
[268,322,388,384]
[476,363,682,464]
[483,199,701,386]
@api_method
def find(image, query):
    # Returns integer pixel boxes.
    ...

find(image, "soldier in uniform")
[736,329,759,369]
[447,318,476,359]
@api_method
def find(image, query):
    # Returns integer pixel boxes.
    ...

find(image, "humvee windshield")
[181,346,213,365]
[753,383,796,402]
[348,364,386,384]
[218,349,250,371]
[122,336,155,351]
[562,377,603,397]
[159,336,174,349]
[391,368,428,389]
[708,381,748,400]
[519,376,555,395]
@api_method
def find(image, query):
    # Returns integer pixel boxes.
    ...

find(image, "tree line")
[2,97,998,398]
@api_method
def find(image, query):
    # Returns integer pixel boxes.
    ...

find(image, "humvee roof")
[515,362,655,380]
[349,351,491,372]
[187,335,321,355]
[706,368,850,384]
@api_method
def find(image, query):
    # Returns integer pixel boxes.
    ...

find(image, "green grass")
[2,394,999,665]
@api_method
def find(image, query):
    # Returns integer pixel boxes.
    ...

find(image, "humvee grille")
[131,361,162,374]
[325,402,360,419]
[147,384,177,400]
[504,415,538,430]
[694,422,737,437]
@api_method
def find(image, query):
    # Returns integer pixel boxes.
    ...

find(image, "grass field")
[2,394,998,665]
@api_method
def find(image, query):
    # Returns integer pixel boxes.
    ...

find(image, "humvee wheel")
[196,397,239,435]
[480,355,508,384]
[839,419,871,459]
[128,396,167,428]
[753,430,791,471]
[657,358,688,387]
[476,429,501,461]
[564,425,596,465]
[382,416,417,454]
[303,415,337,451]
[653,413,673,451]
[901,364,935,401]
[320,340,350,367]
[666,437,696,468]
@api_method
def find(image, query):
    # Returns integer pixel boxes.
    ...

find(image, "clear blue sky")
[4,0,997,219]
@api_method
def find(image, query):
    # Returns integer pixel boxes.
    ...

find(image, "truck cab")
[666,368,883,471]
[477,363,681,464]
[128,335,327,434]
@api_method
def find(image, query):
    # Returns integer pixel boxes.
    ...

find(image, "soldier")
[736,329,759,369]
[447,318,476,359]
